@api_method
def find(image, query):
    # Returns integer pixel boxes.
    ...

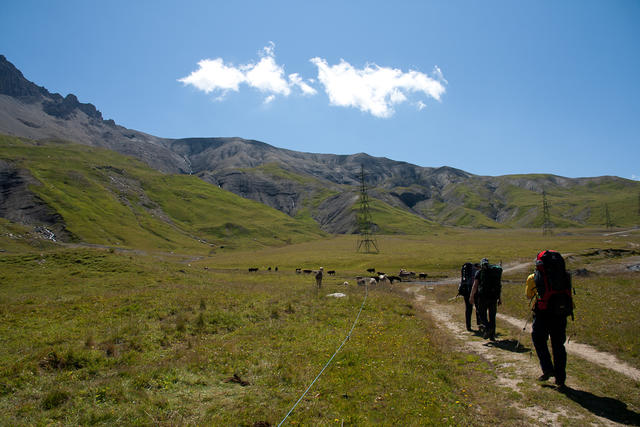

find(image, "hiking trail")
[403,273,640,426]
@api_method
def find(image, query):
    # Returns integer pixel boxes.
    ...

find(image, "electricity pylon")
[604,203,613,230]
[356,165,379,253]
[542,190,553,236]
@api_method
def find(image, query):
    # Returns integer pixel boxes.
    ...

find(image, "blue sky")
[1,1,639,179]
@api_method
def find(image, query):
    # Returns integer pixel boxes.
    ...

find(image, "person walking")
[315,267,323,289]
[526,250,573,389]
[470,258,502,340]
[458,262,478,331]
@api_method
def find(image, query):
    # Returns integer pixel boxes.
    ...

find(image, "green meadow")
[1,226,639,425]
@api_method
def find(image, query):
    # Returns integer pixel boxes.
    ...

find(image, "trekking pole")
[514,318,527,351]
[447,295,460,302]
[515,295,535,350]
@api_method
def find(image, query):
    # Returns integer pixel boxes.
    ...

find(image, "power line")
[278,284,369,426]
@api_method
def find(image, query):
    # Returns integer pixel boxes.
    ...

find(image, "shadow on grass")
[549,385,640,425]
[484,338,531,354]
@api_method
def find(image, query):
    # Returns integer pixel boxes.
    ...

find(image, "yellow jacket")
[525,273,537,299]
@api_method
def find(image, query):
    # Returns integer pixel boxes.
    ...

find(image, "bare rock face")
[0,55,190,175]
[0,55,48,100]
[199,169,303,216]
[0,159,74,241]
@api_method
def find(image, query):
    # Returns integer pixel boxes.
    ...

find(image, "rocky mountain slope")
[0,55,188,174]
[1,54,638,235]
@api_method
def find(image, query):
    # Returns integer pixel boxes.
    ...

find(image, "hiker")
[315,267,323,289]
[458,262,478,331]
[526,250,573,389]
[472,263,482,328]
[469,258,502,340]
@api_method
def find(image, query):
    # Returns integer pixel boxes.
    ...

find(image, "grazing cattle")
[303,269,312,274]
[248,267,258,272]
[387,275,402,284]
[356,276,365,286]
[376,271,385,276]
[368,277,377,286]
[378,274,389,285]
[366,268,375,274]
[295,268,302,274]
[268,267,272,271]
[343,281,349,286]
[399,269,416,281]
[327,270,336,276]
[418,272,428,279]
[275,266,278,272]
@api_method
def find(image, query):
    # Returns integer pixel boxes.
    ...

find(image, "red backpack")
[534,250,574,318]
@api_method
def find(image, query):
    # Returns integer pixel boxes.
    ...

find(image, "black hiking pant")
[532,311,567,385]
[478,297,498,339]
[462,294,481,330]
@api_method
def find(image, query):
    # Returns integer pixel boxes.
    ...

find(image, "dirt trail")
[404,284,638,426]
[415,259,640,383]
[497,313,640,382]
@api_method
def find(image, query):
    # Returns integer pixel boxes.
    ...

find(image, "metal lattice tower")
[542,190,553,236]
[356,165,378,253]
[604,203,613,230]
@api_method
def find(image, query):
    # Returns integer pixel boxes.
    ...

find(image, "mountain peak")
[0,55,104,121]
[0,55,46,99]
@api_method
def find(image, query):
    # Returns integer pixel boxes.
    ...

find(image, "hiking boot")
[537,372,554,382]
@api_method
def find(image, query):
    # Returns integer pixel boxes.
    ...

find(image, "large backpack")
[458,262,474,295]
[477,265,502,299]
[534,250,573,318]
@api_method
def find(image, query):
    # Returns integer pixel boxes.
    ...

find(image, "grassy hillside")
[423,175,640,229]
[0,135,325,252]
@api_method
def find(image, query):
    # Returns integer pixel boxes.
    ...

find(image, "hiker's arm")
[469,278,478,305]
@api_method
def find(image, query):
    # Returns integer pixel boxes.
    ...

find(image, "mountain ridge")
[1,54,638,236]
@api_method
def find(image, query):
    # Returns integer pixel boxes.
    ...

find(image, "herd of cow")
[246,265,428,285]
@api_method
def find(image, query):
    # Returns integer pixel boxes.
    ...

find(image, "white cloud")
[178,58,245,95]
[310,58,446,118]
[179,44,446,116]
[288,73,317,96]
[179,42,313,102]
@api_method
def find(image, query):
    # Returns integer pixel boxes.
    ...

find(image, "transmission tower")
[604,203,613,230]
[356,165,379,253]
[542,190,553,236]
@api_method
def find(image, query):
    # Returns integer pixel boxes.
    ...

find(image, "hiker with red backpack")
[526,250,574,389]
[469,258,502,340]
